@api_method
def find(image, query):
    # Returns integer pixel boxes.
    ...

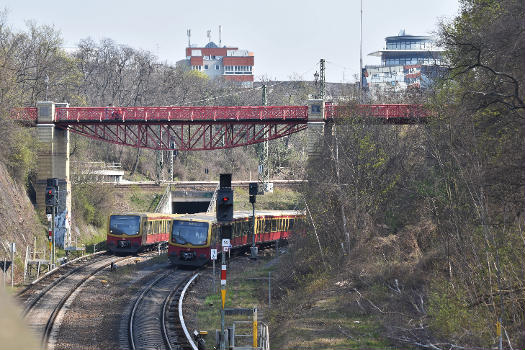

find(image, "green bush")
[4,127,36,185]
[427,279,473,339]
[72,183,112,228]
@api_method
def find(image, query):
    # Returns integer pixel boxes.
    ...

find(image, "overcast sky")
[2,0,460,83]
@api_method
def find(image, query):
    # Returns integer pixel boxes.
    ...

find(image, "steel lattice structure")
[63,122,308,151]
[11,104,427,151]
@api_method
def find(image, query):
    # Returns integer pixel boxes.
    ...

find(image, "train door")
[142,218,149,245]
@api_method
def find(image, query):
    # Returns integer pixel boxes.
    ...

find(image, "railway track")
[17,251,109,308]
[19,251,154,349]
[126,269,199,350]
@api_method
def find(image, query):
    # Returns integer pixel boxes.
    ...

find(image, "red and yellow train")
[168,210,304,266]
[107,213,180,254]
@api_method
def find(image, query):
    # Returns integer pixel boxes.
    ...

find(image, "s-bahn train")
[168,210,304,266]
[107,213,180,253]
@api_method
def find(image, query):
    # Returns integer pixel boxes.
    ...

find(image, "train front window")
[109,215,140,236]
[172,221,209,246]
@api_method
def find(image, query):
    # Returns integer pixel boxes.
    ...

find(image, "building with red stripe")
[178,41,254,87]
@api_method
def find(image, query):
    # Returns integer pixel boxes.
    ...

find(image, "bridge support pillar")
[306,99,331,157]
[35,101,71,249]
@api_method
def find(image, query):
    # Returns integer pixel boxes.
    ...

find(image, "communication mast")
[219,25,222,46]
[207,30,212,43]
[187,29,191,47]
[320,59,326,100]
[258,85,271,193]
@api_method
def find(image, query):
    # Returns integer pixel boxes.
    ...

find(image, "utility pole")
[169,144,174,182]
[359,0,363,102]
[319,59,326,100]
[10,243,15,287]
[259,85,270,193]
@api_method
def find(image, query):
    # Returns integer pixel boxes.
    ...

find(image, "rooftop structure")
[178,41,254,87]
[363,30,445,92]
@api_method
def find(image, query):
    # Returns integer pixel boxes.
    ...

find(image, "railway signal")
[45,178,59,268]
[249,182,258,204]
[216,188,233,222]
[45,186,57,206]
[216,174,233,350]
[217,174,233,223]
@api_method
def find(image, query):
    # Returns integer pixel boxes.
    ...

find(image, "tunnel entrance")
[172,201,210,214]
[171,190,213,214]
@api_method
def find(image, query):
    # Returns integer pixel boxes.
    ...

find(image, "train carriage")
[107,213,180,254]
[168,210,304,266]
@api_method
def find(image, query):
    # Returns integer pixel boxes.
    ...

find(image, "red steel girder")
[54,105,309,122]
[61,122,307,151]
[324,104,428,120]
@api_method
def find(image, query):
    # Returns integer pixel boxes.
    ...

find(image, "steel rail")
[17,251,107,298]
[21,252,110,316]
[179,274,200,350]
[41,255,130,347]
[161,273,194,350]
[128,270,173,350]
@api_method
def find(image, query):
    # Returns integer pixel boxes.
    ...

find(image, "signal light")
[216,188,233,222]
[45,186,58,206]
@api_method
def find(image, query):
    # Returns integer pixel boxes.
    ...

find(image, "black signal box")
[249,183,258,196]
[216,188,233,222]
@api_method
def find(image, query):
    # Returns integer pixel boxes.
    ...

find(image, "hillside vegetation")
[271,0,524,349]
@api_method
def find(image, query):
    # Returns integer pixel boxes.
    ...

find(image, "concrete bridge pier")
[35,101,71,249]
[306,99,332,157]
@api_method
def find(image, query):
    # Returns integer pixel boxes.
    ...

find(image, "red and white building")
[178,41,254,86]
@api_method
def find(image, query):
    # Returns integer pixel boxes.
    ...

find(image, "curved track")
[127,270,198,350]
[20,252,141,349]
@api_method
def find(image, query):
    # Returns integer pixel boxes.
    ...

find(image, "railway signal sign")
[0,261,11,271]
[211,249,217,260]
[221,264,227,308]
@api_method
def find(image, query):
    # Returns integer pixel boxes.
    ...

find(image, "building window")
[204,65,209,70]
[215,65,220,70]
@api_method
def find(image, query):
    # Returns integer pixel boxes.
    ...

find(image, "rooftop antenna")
[187,29,191,47]
[207,30,211,43]
[219,25,222,46]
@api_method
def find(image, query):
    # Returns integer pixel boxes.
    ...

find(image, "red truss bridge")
[11,104,428,151]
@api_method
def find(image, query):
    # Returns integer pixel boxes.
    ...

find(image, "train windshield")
[171,221,209,246]
[109,215,141,236]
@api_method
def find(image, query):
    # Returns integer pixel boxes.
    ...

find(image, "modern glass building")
[363,30,444,92]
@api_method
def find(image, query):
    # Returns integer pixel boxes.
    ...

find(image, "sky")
[2,0,460,83]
